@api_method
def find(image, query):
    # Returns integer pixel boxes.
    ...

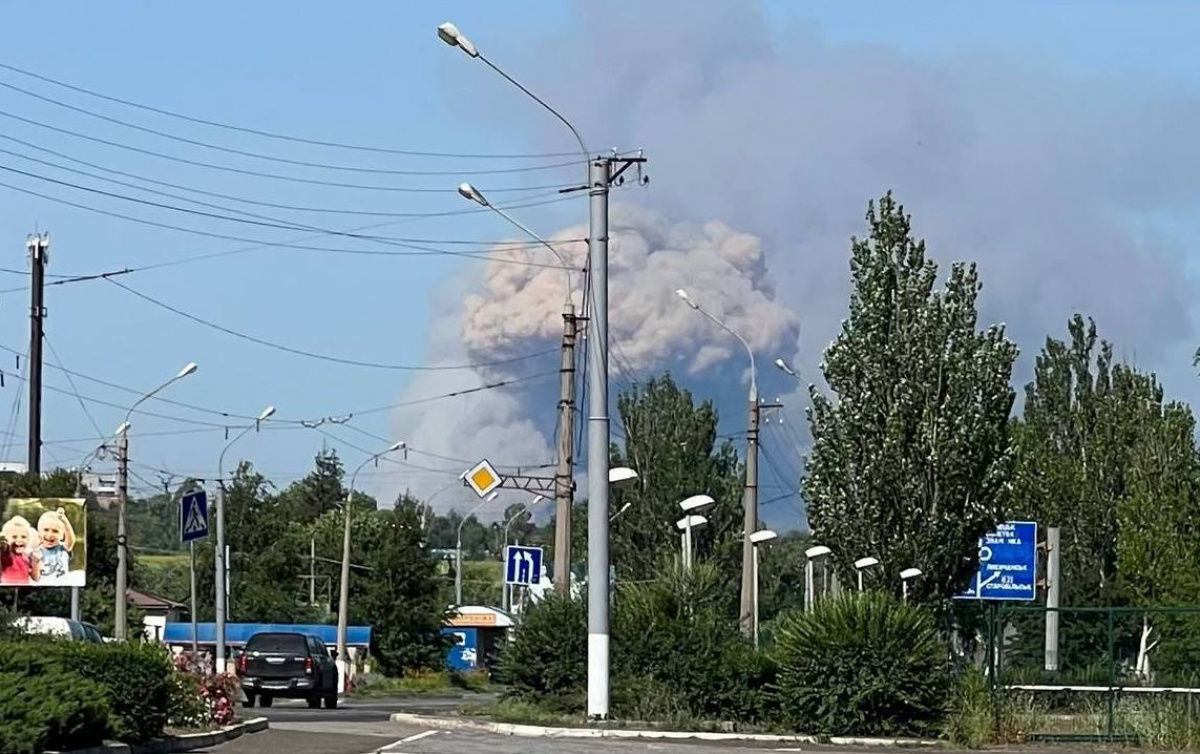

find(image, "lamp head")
[530,494,546,505]
[437,22,479,57]
[900,567,923,581]
[774,357,797,376]
[486,491,499,502]
[853,556,880,570]
[257,405,276,421]
[115,421,132,436]
[675,514,707,530]
[749,529,778,544]
[176,362,198,379]
[805,545,831,559]
[388,441,407,453]
[679,494,715,512]
[674,288,698,309]
[608,466,638,484]
[457,182,489,206]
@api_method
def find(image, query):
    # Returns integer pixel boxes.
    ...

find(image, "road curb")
[388,712,942,747]
[47,716,270,754]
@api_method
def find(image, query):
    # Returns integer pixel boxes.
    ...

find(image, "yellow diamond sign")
[466,459,502,498]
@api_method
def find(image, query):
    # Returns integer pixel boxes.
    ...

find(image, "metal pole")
[554,305,576,595]
[114,430,129,640]
[189,540,198,657]
[455,533,463,605]
[214,482,226,672]
[26,233,47,476]
[586,156,611,720]
[684,520,693,571]
[336,486,353,691]
[309,538,316,606]
[752,544,761,649]
[70,587,80,622]
[739,399,759,636]
[804,559,814,612]
[1044,526,1061,672]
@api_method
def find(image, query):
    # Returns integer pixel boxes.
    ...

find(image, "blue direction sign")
[505,545,543,587]
[180,490,209,543]
[956,521,1038,601]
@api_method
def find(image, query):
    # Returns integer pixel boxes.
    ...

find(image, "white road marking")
[399,730,439,744]
[371,729,439,752]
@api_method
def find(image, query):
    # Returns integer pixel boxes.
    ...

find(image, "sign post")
[180,490,209,658]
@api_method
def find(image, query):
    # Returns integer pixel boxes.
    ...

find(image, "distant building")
[82,471,118,508]
[0,461,27,475]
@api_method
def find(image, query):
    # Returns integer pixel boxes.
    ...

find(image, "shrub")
[42,640,173,743]
[0,639,173,744]
[497,593,586,713]
[0,670,110,754]
[773,591,952,736]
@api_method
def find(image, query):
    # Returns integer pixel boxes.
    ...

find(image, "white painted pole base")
[587,633,609,719]
[336,658,347,694]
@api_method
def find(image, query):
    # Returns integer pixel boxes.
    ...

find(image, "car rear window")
[246,633,307,653]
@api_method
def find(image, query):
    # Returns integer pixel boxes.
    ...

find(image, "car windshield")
[246,633,307,653]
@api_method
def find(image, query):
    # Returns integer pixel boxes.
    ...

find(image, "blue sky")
[0,2,1197,529]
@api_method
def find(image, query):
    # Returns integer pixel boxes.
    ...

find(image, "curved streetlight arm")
[487,203,572,270]
[217,423,257,488]
[687,299,758,401]
[477,55,589,167]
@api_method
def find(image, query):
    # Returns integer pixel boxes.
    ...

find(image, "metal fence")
[975,604,1200,743]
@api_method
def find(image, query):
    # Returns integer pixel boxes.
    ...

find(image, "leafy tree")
[609,375,743,603]
[279,448,349,522]
[805,193,1018,601]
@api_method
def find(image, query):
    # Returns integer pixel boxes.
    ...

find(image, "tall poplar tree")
[805,193,1018,601]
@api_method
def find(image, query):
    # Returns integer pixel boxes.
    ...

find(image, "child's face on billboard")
[39,517,64,546]
[3,524,29,553]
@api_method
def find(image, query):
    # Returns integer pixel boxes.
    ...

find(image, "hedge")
[0,670,110,754]
[0,638,173,746]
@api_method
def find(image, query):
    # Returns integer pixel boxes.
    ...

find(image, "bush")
[773,591,952,736]
[497,593,586,713]
[0,670,110,754]
[0,638,173,744]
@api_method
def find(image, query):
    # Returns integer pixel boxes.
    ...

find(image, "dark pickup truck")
[236,632,338,709]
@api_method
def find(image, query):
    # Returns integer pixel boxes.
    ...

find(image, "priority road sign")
[504,545,543,587]
[466,459,502,498]
[956,521,1037,601]
[180,490,209,543]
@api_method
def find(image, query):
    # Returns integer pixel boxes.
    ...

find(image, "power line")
[43,334,104,439]
[0,108,574,193]
[105,277,558,372]
[0,60,581,160]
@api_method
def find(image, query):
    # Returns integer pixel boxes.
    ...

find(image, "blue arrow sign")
[504,545,543,587]
[180,490,209,543]
[956,521,1037,601]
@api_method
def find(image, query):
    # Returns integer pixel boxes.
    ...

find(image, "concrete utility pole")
[740,397,760,634]
[554,305,577,594]
[114,428,129,640]
[26,232,48,476]
[1044,526,1061,672]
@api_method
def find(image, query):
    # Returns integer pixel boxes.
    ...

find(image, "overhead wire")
[105,277,559,372]
[0,60,581,159]
[0,108,574,193]
[43,334,105,440]
[0,345,29,463]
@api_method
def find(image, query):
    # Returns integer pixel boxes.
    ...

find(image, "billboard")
[1,498,87,587]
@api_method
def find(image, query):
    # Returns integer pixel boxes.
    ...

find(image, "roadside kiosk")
[442,606,513,672]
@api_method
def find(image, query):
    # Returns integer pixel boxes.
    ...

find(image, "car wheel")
[243,693,257,709]
[306,695,321,709]
[260,695,273,708]
[324,694,338,709]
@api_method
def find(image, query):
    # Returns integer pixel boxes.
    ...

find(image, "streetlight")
[676,287,760,636]
[675,514,708,571]
[677,495,715,573]
[456,490,500,605]
[679,494,715,513]
[115,362,197,641]
[73,421,129,623]
[804,545,831,611]
[214,403,273,672]
[459,183,574,297]
[501,494,545,612]
[900,567,923,603]
[609,467,638,484]
[749,529,778,649]
[774,357,799,378]
[440,21,618,719]
[336,440,406,692]
[853,556,880,592]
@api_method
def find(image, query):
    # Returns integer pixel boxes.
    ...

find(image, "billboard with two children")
[0,498,86,587]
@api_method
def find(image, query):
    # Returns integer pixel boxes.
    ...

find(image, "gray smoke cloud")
[402,1,1200,517]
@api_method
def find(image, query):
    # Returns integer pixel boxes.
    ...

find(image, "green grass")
[140,554,189,568]
[351,670,490,698]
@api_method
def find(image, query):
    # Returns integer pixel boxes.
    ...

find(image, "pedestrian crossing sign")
[465,459,502,498]
[180,490,209,543]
